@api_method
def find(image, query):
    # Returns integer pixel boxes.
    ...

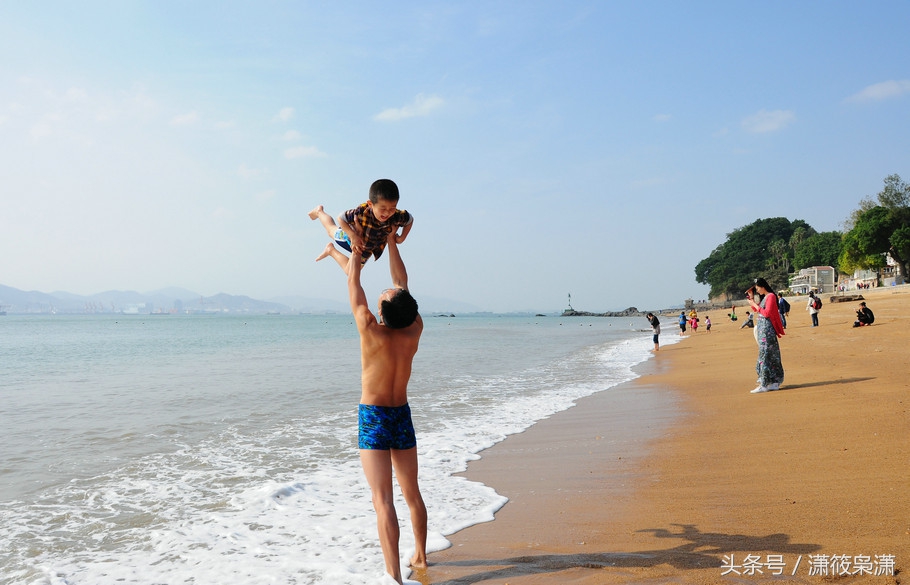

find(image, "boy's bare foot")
[307,205,324,220]
[315,242,335,262]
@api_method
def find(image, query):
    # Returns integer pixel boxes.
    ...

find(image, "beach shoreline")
[422,287,909,585]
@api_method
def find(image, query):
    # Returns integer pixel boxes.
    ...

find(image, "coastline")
[422,287,909,585]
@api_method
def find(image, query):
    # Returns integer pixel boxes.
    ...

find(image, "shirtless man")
[330,234,427,584]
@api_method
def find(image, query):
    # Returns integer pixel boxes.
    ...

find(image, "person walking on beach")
[806,291,821,327]
[647,313,661,351]
[777,293,790,329]
[704,315,712,332]
[325,233,427,584]
[678,311,687,335]
[309,178,413,266]
[746,278,785,394]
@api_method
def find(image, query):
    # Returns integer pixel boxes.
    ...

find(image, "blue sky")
[2,1,908,312]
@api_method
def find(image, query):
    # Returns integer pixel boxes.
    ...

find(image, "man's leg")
[308,205,340,239]
[391,447,428,569]
[360,449,403,583]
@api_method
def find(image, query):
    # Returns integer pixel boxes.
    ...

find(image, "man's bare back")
[357,313,422,407]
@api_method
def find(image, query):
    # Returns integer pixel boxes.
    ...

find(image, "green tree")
[695,217,812,300]
[841,174,910,280]
[793,231,844,270]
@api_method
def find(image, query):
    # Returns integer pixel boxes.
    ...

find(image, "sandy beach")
[420,287,909,585]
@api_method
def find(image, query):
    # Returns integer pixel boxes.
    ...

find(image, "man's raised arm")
[386,233,408,290]
[347,247,370,319]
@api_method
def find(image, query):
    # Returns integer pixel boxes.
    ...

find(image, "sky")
[1,1,908,313]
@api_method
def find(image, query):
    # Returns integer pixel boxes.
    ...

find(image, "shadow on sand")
[425,523,822,584]
[780,376,875,391]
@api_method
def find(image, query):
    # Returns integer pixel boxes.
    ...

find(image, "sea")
[0,312,677,585]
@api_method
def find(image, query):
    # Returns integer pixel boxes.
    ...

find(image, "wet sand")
[420,287,909,584]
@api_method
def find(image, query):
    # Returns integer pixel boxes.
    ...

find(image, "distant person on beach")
[647,313,661,351]
[324,233,427,584]
[309,178,413,267]
[778,293,790,329]
[705,315,711,332]
[806,291,821,327]
[689,310,699,333]
[854,301,875,327]
[678,312,687,335]
[746,278,785,394]
[740,312,754,329]
[729,306,738,321]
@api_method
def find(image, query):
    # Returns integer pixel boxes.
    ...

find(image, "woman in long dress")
[745,277,785,393]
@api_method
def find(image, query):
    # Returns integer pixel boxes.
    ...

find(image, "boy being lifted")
[309,178,413,266]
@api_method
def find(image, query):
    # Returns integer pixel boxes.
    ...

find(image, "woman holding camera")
[745,277,786,394]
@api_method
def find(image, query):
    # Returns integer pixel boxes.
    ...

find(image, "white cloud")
[237,164,265,179]
[212,206,231,219]
[282,130,301,141]
[274,107,295,122]
[653,113,671,122]
[214,120,235,129]
[374,93,444,121]
[30,112,62,140]
[170,111,199,126]
[846,80,910,103]
[741,109,795,134]
[65,87,88,101]
[284,145,325,159]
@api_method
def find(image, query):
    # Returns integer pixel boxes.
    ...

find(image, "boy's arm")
[395,215,413,244]
[387,232,408,290]
[337,212,365,254]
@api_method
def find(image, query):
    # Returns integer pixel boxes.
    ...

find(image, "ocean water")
[0,312,673,585]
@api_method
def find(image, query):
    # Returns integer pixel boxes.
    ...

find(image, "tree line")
[695,174,910,301]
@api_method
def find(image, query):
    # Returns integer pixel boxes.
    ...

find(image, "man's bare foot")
[315,242,335,262]
[409,553,428,569]
[307,205,324,220]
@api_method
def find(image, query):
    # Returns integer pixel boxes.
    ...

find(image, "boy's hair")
[369,179,400,204]
[381,289,419,329]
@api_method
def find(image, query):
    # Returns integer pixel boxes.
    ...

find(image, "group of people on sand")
[309,179,425,585]
[675,309,711,336]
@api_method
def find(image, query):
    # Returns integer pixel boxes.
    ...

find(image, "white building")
[789,266,836,295]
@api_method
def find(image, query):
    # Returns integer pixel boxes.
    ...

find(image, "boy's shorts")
[333,228,370,264]
[333,228,352,252]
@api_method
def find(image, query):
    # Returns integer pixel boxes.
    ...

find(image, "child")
[310,178,413,267]
[705,315,712,332]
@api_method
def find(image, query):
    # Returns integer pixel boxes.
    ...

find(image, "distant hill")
[0,284,486,315]
[0,284,289,315]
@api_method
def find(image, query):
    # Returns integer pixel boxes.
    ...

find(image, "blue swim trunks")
[358,403,416,450]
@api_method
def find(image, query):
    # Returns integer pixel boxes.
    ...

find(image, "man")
[777,292,790,329]
[345,235,427,584]
[853,301,874,327]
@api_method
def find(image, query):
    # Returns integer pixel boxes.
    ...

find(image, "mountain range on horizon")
[0,283,484,315]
